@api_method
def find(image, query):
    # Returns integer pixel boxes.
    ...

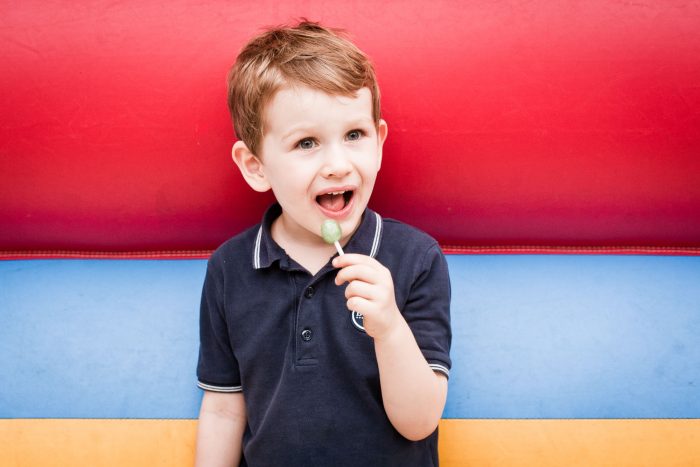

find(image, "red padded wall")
[2,1,699,255]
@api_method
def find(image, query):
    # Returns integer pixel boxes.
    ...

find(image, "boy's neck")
[271,217,337,276]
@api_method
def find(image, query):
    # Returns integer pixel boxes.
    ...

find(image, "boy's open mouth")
[316,190,354,213]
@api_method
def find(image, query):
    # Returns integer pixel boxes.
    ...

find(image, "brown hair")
[227,20,381,156]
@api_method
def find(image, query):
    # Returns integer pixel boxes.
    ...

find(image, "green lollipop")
[321,219,344,255]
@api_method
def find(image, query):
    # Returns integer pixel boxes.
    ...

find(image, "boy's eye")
[347,129,364,141]
[296,138,317,150]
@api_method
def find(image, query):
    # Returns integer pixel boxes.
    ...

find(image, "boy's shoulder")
[380,217,440,250]
[206,212,443,270]
[208,223,261,269]
[378,216,444,262]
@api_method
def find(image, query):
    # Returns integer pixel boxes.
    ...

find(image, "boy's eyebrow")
[281,117,375,141]
[345,117,375,127]
[281,125,312,141]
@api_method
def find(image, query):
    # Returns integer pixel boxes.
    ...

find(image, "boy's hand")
[332,254,402,340]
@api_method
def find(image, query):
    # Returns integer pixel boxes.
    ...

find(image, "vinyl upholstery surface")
[1,256,699,465]
[2,1,699,253]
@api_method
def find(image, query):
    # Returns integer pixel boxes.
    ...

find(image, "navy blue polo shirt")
[197,203,451,466]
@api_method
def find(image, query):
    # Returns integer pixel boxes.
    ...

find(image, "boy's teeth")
[317,191,350,212]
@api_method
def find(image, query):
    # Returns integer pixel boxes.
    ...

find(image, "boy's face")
[239,85,387,248]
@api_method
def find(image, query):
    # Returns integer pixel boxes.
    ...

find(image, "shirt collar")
[252,203,383,270]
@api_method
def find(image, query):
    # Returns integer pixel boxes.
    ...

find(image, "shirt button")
[304,286,315,299]
[301,329,313,341]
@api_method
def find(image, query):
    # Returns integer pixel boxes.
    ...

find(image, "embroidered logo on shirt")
[351,311,366,332]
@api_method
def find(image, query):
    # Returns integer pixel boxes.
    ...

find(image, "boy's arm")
[195,391,247,467]
[374,319,448,441]
[333,253,449,441]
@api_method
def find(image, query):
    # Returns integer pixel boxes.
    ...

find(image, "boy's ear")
[231,140,271,192]
[376,119,388,170]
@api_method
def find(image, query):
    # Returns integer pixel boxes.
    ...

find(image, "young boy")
[195,20,451,466]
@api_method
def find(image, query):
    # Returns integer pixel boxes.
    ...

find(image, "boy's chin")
[339,211,366,237]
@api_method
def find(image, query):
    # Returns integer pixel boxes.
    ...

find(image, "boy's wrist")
[372,306,406,344]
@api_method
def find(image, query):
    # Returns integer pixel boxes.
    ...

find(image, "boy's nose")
[320,145,352,178]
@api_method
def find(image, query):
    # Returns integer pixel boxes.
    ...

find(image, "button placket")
[301,285,315,344]
[295,278,320,364]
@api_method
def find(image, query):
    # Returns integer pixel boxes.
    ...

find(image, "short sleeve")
[196,257,242,392]
[402,243,452,378]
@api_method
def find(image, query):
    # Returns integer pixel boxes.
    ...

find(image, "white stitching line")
[370,212,382,258]
[197,381,243,393]
[253,226,263,269]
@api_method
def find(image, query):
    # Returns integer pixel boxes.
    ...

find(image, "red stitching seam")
[440,245,700,256]
[2,246,700,259]
[0,250,214,260]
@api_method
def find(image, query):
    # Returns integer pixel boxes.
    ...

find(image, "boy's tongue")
[318,193,345,212]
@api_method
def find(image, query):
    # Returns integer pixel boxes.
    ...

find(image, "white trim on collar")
[253,225,263,269]
[370,211,382,258]
[253,211,382,269]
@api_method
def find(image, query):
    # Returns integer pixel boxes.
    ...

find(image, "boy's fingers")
[346,296,372,314]
[335,264,378,286]
[344,280,375,300]
[332,253,376,269]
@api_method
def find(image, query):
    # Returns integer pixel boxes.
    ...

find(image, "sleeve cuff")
[428,363,450,378]
[197,381,243,393]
